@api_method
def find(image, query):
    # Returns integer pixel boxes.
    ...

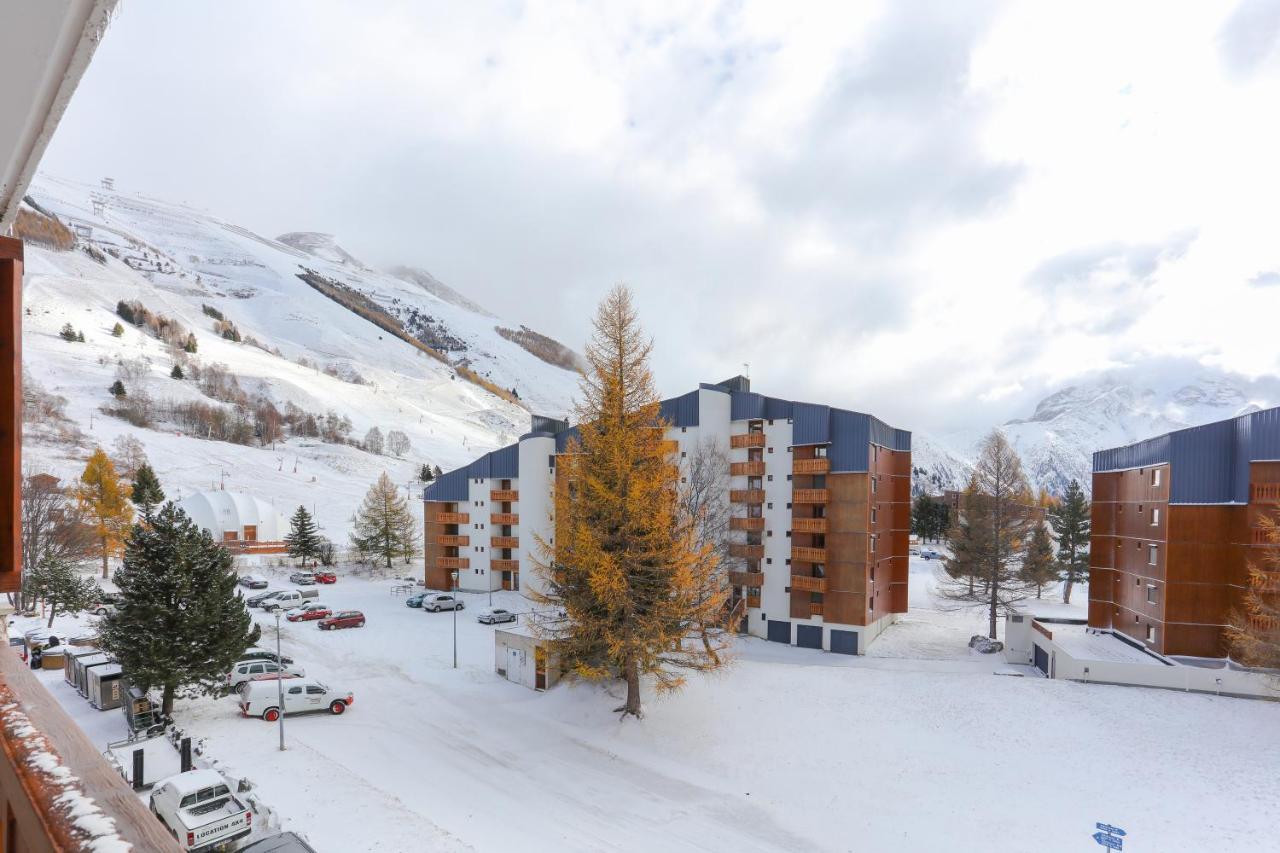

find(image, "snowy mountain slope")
[19,174,583,536]
[922,372,1280,498]
[387,265,494,317]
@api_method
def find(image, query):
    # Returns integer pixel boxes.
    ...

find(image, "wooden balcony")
[792,517,827,534]
[492,559,520,572]
[728,543,764,560]
[793,457,830,475]
[491,535,519,549]
[791,546,826,563]
[730,433,766,449]
[809,603,823,618]
[790,574,827,593]
[728,570,764,588]
[1251,483,1280,503]
[660,439,680,455]
[1251,526,1279,546]
[436,534,470,547]
[438,557,471,570]
[792,488,829,504]
[435,512,470,524]
[730,461,766,477]
[491,489,519,502]
[730,516,765,532]
[746,590,762,607]
[730,489,765,504]
[491,512,520,525]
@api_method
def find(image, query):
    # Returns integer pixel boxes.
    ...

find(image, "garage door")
[830,629,858,656]
[767,620,792,644]
[1033,644,1049,675]
[796,624,822,650]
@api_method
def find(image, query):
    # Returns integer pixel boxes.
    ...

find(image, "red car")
[319,610,365,630]
[313,571,337,584]
[286,603,332,622]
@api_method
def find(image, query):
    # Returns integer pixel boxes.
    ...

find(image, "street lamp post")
[451,570,459,669]
[275,610,286,751]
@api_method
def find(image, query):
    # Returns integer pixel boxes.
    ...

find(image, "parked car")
[258,589,321,612]
[236,647,295,667]
[238,574,269,590]
[318,610,365,630]
[238,831,319,853]
[313,570,337,584]
[228,659,305,691]
[149,768,252,851]
[423,594,464,612]
[285,603,332,623]
[88,598,117,616]
[476,607,517,625]
[289,571,316,586]
[246,590,280,608]
[240,678,353,720]
[405,592,429,608]
[920,548,942,560]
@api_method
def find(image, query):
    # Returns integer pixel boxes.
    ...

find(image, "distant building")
[176,490,290,555]
[424,376,912,656]
[1090,407,1280,657]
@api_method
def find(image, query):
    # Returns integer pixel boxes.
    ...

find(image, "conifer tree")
[130,462,165,518]
[27,555,98,628]
[533,285,725,719]
[109,379,126,398]
[350,473,412,568]
[76,330,85,342]
[419,463,434,482]
[76,448,135,578]
[111,322,125,337]
[60,323,78,341]
[1020,520,1057,599]
[432,464,443,478]
[170,363,184,380]
[285,505,322,566]
[1049,479,1091,604]
[100,504,260,714]
[183,333,198,353]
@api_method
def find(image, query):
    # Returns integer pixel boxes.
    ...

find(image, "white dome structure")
[176,490,290,551]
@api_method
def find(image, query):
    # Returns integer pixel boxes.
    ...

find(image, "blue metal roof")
[424,468,468,502]
[1093,405,1280,503]
[659,390,700,427]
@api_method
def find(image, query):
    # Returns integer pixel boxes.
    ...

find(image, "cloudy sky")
[41,0,1280,434]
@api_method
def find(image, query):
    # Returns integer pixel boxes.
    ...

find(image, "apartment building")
[424,377,911,655]
[1090,406,1280,658]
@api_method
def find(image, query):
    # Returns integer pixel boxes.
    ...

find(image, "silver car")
[423,594,465,612]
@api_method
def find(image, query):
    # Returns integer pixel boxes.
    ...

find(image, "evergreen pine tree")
[110,379,126,398]
[1020,520,1057,599]
[419,464,434,482]
[432,464,443,478]
[285,505,322,566]
[350,473,412,568]
[27,555,98,628]
[1049,479,1091,605]
[100,503,260,714]
[170,363,184,380]
[60,323,78,341]
[75,448,135,578]
[533,285,725,718]
[130,462,165,518]
[76,330,85,342]
[111,322,125,337]
[183,333,198,353]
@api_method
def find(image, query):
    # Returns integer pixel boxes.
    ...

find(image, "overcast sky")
[41,0,1280,434]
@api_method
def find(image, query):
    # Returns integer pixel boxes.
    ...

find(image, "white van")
[227,659,304,690]
[239,679,353,721]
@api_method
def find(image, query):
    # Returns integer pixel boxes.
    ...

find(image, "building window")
[1152,469,1161,487]
[767,475,773,482]
[1146,624,1156,643]
[768,447,774,454]
[871,477,878,494]
[1151,508,1160,526]
[1147,584,1158,605]
[766,558,772,565]
[871,508,878,524]
[1148,545,1158,566]
[681,452,686,458]
[767,530,773,537]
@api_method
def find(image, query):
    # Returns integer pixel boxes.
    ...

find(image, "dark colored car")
[313,571,337,584]
[405,592,428,608]
[318,610,365,630]
[239,574,269,589]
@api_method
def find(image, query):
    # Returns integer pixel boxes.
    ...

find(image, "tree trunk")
[1063,572,1074,605]
[46,600,57,628]
[621,656,642,719]
[701,627,720,666]
[101,544,109,579]
[162,683,176,716]
[988,574,999,639]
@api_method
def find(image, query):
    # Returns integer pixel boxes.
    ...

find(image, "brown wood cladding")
[728,571,764,588]
[1,237,21,594]
[730,433,766,448]
[730,489,765,504]
[424,501,458,589]
[792,488,829,503]
[729,461,766,476]
[792,457,830,474]
[729,516,765,532]
[791,517,827,534]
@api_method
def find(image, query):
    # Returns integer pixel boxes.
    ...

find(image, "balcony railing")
[792,488,829,504]
[728,571,764,588]
[660,439,680,455]
[437,534,471,547]
[730,461,766,477]
[730,517,765,532]
[746,590,762,607]
[728,543,764,560]
[792,518,827,534]
[730,489,766,504]
[438,557,471,570]
[793,457,830,474]
[791,546,826,563]
[491,489,519,502]
[1251,527,1278,546]
[435,512,470,524]
[1251,483,1280,503]
[491,536,519,549]
[491,513,520,525]
[730,433,766,449]
[790,574,827,593]
[492,559,520,572]
[809,603,823,618]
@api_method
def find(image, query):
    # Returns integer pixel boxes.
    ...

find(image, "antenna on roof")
[743,362,750,380]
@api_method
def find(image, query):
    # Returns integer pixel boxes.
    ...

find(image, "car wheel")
[96,608,107,616]
[330,700,346,715]
[263,707,280,722]
[458,603,465,610]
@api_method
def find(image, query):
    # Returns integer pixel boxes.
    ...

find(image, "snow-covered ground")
[13,557,1280,852]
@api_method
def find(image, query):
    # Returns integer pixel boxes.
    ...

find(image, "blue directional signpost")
[1092,823,1126,850]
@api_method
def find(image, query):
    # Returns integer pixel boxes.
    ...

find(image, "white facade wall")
[460,477,494,592]
[517,435,555,602]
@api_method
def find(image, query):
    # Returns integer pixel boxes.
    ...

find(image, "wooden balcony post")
[1,236,21,594]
